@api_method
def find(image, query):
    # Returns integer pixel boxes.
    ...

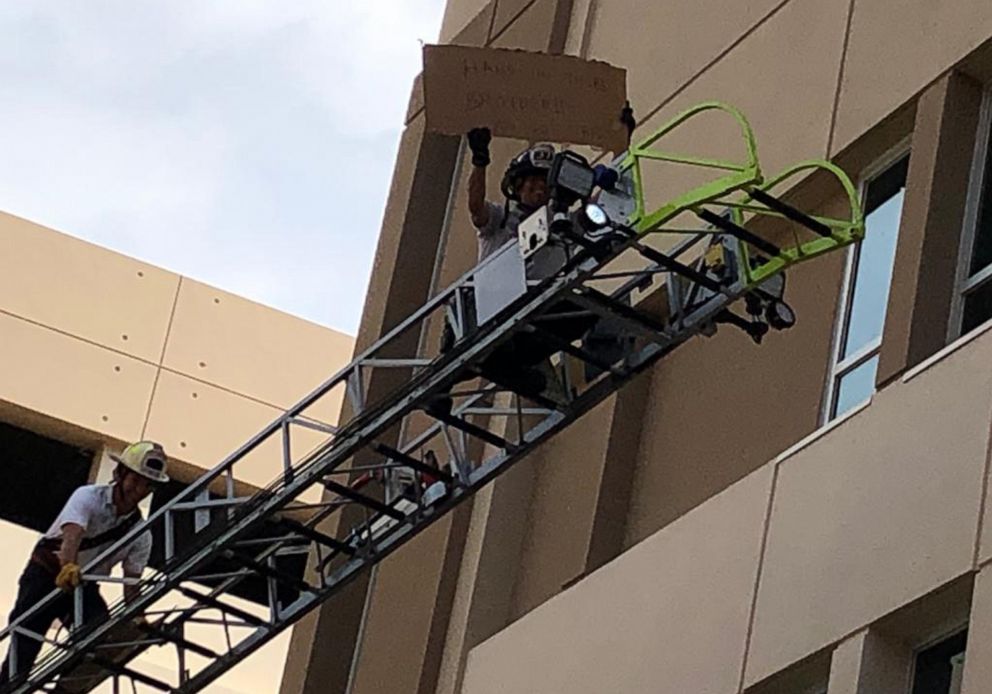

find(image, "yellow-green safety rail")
[616,101,865,289]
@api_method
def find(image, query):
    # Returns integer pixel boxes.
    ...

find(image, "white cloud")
[0,1,445,333]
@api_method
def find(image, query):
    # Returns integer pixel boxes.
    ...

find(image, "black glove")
[620,101,636,144]
[467,127,491,167]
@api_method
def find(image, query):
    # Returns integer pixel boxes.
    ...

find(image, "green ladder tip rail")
[619,100,864,287]
[0,101,864,694]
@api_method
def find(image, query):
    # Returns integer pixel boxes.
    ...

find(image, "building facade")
[280,1,992,693]
[0,210,354,692]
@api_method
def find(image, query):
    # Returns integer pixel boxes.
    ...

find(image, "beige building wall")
[0,210,352,486]
[461,321,992,694]
[285,1,992,693]
[0,209,354,692]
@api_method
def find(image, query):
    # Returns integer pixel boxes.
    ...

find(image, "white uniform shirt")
[43,484,152,577]
[475,200,569,281]
[475,201,525,261]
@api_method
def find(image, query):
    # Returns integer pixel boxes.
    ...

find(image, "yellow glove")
[55,563,82,592]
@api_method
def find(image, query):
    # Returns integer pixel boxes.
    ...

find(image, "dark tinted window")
[912,630,967,694]
[0,421,93,532]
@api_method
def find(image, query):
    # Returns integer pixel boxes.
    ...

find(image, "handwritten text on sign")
[422,45,628,153]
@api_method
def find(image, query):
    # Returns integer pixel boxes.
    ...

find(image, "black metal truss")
[0,214,792,694]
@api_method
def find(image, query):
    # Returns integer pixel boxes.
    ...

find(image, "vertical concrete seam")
[969,396,992,569]
[342,564,379,694]
[140,275,183,439]
[635,0,793,128]
[825,0,858,157]
[736,463,781,693]
[506,452,546,614]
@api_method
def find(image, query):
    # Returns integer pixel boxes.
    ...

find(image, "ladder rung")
[85,655,173,692]
[573,288,668,335]
[372,443,454,485]
[224,550,312,593]
[277,519,356,556]
[527,325,623,376]
[633,242,724,293]
[322,480,406,522]
[749,188,834,238]
[425,408,519,452]
[177,587,268,628]
[696,208,781,256]
[139,623,218,660]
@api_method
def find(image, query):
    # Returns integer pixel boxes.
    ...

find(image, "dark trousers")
[0,560,108,686]
[437,299,598,403]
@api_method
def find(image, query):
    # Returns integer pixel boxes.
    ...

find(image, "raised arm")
[467,128,491,228]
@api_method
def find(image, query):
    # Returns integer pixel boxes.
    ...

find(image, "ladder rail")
[8,234,619,691]
[10,223,722,693]
[171,280,714,693]
[2,101,868,693]
[0,228,533,661]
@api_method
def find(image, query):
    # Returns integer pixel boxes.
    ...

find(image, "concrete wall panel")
[625,245,843,544]
[0,312,156,442]
[142,368,277,470]
[745,330,992,685]
[491,0,538,40]
[876,72,984,385]
[585,0,785,119]
[0,212,179,363]
[460,465,773,694]
[974,338,992,564]
[348,516,454,694]
[628,0,847,201]
[489,0,556,50]
[163,278,350,418]
[436,445,537,694]
[509,397,614,617]
[826,629,912,694]
[142,369,326,500]
[833,0,992,153]
[282,109,460,691]
[962,564,992,694]
[440,0,493,43]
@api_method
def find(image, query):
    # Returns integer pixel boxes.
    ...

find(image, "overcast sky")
[0,1,447,335]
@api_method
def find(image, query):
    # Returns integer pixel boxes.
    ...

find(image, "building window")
[824,151,910,421]
[0,420,93,532]
[911,629,967,694]
[952,87,992,337]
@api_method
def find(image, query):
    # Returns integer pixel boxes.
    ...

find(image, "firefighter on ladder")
[430,130,559,418]
[0,441,170,687]
[466,127,553,262]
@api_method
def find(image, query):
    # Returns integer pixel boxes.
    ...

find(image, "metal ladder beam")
[3,225,739,694]
[1,103,864,690]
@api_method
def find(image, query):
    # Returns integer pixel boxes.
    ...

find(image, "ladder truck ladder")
[0,102,864,694]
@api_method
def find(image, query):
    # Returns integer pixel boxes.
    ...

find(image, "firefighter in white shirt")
[0,441,169,686]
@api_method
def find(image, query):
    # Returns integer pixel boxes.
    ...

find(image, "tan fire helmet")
[110,441,170,484]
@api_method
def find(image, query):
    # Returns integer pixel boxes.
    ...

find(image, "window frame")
[822,139,911,424]
[949,84,992,339]
[909,626,968,694]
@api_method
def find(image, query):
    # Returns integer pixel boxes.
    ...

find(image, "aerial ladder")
[0,102,864,693]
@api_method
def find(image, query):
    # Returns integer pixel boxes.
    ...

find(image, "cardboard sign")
[422,44,628,154]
